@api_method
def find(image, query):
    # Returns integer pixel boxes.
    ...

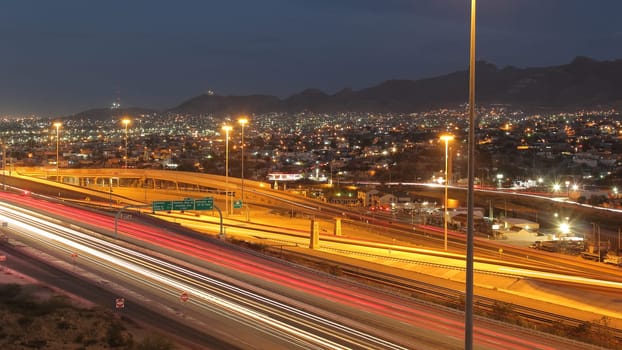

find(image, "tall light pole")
[53,122,62,180]
[440,134,454,251]
[122,118,130,169]
[222,125,232,215]
[466,0,477,349]
[2,140,6,190]
[238,117,248,205]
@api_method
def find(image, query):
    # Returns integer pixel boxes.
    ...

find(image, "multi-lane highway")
[0,191,603,349]
[0,198,410,349]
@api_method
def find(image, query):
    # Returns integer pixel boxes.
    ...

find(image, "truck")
[538,240,561,252]
[580,242,608,261]
[604,252,622,266]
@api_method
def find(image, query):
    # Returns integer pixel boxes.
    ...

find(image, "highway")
[151,208,622,287]
[0,200,412,349]
[0,192,601,349]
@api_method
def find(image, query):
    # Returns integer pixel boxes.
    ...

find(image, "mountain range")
[72,56,622,120]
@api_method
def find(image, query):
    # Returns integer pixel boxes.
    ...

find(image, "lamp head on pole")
[222,125,232,134]
[122,118,131,128]
[439,134,454,143]
[238,117,248,127]
[53,122,62,131]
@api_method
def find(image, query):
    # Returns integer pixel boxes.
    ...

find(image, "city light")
[559,222,570,235]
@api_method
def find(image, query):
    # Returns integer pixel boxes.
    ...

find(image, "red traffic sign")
[180,291,189,302]
[115,297,125,309]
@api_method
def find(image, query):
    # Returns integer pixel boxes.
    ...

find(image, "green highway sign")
[173,200,194,211]
[233,199,243,209]
[195,197,214,210]
[152,201,172,211]
[154,198,215,211]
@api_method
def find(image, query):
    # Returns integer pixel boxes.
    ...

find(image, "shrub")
[135,334,176,350]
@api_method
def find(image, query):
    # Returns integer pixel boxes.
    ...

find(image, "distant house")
[326,191,359,206]
[500,218,539,233]
[359,189,380,207]
[393,191,412,204]
[449,214,488,234]
[378,193,396,206]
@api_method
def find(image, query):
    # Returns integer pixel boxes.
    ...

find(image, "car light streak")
[0,197,589,349]
[499,267,622,289]
[0,211,351,349]
[0,205,408,350]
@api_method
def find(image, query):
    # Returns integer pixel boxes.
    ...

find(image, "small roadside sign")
[115,297,125,309]
[233,199,243,209]
[180,291,189,302]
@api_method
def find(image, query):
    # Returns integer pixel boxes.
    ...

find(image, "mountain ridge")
[69,56,622,119]
[170,56,622,115]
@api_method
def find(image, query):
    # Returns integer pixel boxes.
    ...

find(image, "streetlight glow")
[560,222,570,235]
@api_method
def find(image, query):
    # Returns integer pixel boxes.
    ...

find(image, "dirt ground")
[0,266,183,350]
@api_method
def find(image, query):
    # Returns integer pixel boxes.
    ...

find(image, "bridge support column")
[334,218,342,236]
[309,220,320,249]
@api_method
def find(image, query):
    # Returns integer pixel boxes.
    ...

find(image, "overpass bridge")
[6,167,622,236]
[15,167,252,194]
[5,167,338,220]
[7,167,275,211]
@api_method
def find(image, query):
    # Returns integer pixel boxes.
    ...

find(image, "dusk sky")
[1,0,621,116]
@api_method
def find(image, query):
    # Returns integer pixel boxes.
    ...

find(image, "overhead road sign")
[173,200,194,211]
[152,201,172,211]
[195,197,214,210]
[153,198,215,211]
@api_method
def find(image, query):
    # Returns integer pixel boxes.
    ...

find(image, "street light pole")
[466,0,477,349]
[440,134,454,251]
[53,122,62,181]
[222,125,232,215]
[122,118,130,169]
[239,117,249,221]
[1,140,6,190]
[238,117,248,204]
